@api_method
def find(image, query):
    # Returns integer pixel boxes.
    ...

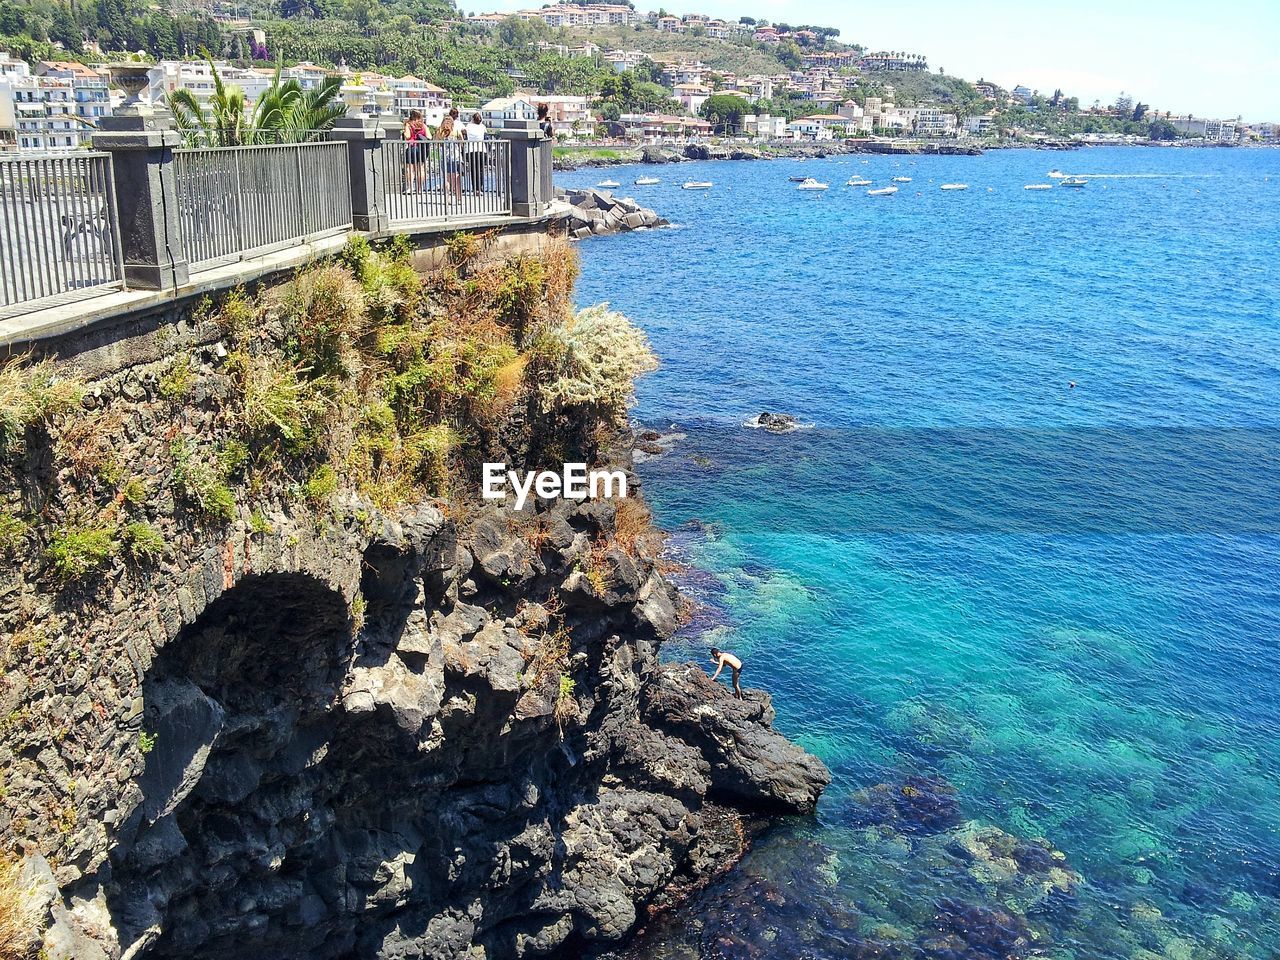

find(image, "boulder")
[755,411,799,433]
[641,664,829,814]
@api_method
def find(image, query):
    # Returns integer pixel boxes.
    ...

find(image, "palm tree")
[168,51,347,146]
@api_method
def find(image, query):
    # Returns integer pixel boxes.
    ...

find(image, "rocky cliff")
[0,236,827,959]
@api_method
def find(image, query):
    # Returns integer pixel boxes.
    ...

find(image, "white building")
[904,106,957,137]
[146,60,275,110]
[672,83,711,116]
[787,117,834,141]
[511,4,636,29]
[480,96,538,126]
[1170,115,1239,143]
[603,49,645,73]
[741,113,786,138]
[964,114,995,136]
[5,62,111,151]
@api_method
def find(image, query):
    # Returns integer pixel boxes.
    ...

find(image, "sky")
[477,0,1280,120]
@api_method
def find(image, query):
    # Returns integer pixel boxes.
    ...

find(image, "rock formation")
[552,189,668,239]
[1,259,828,959]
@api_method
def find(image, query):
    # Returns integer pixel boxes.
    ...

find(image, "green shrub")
[45,522,119,583]
[303,464,339,506]
[122,521,166,560]
[119,477,148,506]
[0,355,83,456]
[230,351,329,449]
[171,439,236,522]
[284,264,367,379]
[158,353,196,400]
[249,510,273,536]
[0,511,29,554]
[536,304,658,423]
[216,439,251,478]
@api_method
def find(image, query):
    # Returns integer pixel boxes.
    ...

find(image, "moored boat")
[892,176,913,183]
[1059,177,1088,188]
[682,181,713,190]
[634,176,660,185]
[796,177,829,191]
[868,186,899,196]
[941,183,968,191]
[596,179,620,188]
[1024,184,1053,190]
[846,177,873,186]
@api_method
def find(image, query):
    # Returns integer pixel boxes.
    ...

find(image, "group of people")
[401,103,556,202]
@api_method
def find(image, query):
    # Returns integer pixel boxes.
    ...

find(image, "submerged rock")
[851,775,963,835]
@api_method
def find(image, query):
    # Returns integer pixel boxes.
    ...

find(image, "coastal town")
[0,1,1274,152]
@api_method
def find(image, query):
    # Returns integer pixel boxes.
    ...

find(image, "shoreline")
[553,138,1261,170]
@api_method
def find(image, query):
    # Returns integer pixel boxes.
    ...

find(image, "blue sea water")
[561,148,1280,959]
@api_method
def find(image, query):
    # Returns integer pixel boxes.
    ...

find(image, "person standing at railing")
[464,112,487,196]
[435,115,464,206]
[403,110,429,195]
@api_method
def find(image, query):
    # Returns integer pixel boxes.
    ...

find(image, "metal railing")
[380,139,512,223]
[174,139,353,269]
[0,152,124,315]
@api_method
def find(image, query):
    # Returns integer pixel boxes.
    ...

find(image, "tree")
[1148,118,1177,140]
[1132,102,1148,121]
[699,93,750,131]
[1114,92,1133,117]
[168,53,346,146]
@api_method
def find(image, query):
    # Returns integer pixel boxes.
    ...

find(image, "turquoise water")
[563,148,1280,959]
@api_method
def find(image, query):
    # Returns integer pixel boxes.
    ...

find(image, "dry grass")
[58,410,123,489]
[0,856,43,959]
[0,354,83,457]
[612,497,663,558]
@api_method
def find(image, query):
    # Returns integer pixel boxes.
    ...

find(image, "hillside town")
[1,3,1274,152]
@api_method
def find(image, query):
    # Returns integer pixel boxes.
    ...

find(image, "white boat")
[596,179,620,188]
[846,177,872,187]
[867,186,898,196]
[682,181,713,190]
[1024,184,1053,190]
[892,176,912,183]
[1059,177,1088,188]
[940,183,968,191]
[796,177,829,191]
[1048,169,1068,179]
[634,176,660,185]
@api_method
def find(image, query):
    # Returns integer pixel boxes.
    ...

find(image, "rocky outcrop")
[3,339,827,960]
[552,188,669,240]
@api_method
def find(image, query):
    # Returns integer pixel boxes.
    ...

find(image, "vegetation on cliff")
[0,234,656,592]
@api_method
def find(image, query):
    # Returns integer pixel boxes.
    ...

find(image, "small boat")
[1048,169,1068,179]
[796,177,828,191]
[634,176,660,185]
[892,176,912,183]
[940,183,968,191]
[682,181,713,190]
[596,179,620,188]
[867,186,898,196]
[1059,177,1088,188]
[1024,184,1053,190]
[788,175,810,182]
[846,177,872,187]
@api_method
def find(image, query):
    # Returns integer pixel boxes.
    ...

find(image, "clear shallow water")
[563,148,1280,959]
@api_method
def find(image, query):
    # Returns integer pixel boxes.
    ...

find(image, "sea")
[558,146,1280,960]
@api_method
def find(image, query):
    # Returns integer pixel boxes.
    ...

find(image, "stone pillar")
[331,116,390,234]
[93,111,189,291]
[497,120,552,218]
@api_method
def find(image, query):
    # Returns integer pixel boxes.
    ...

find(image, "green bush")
[230,351,329,449]
[303,464,339,506]
[45,523,119,583]
[158,353,196,400]
[0,511,29,554]
[122,522,166,560]
[0,355,83,456]
[536,304,658,423]
[171,439,236,522]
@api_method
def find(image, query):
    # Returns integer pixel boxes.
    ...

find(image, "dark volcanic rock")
[641,664,830,814]
[754,411,799,433]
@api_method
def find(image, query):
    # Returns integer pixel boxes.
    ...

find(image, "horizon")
[476,0,1280,122]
